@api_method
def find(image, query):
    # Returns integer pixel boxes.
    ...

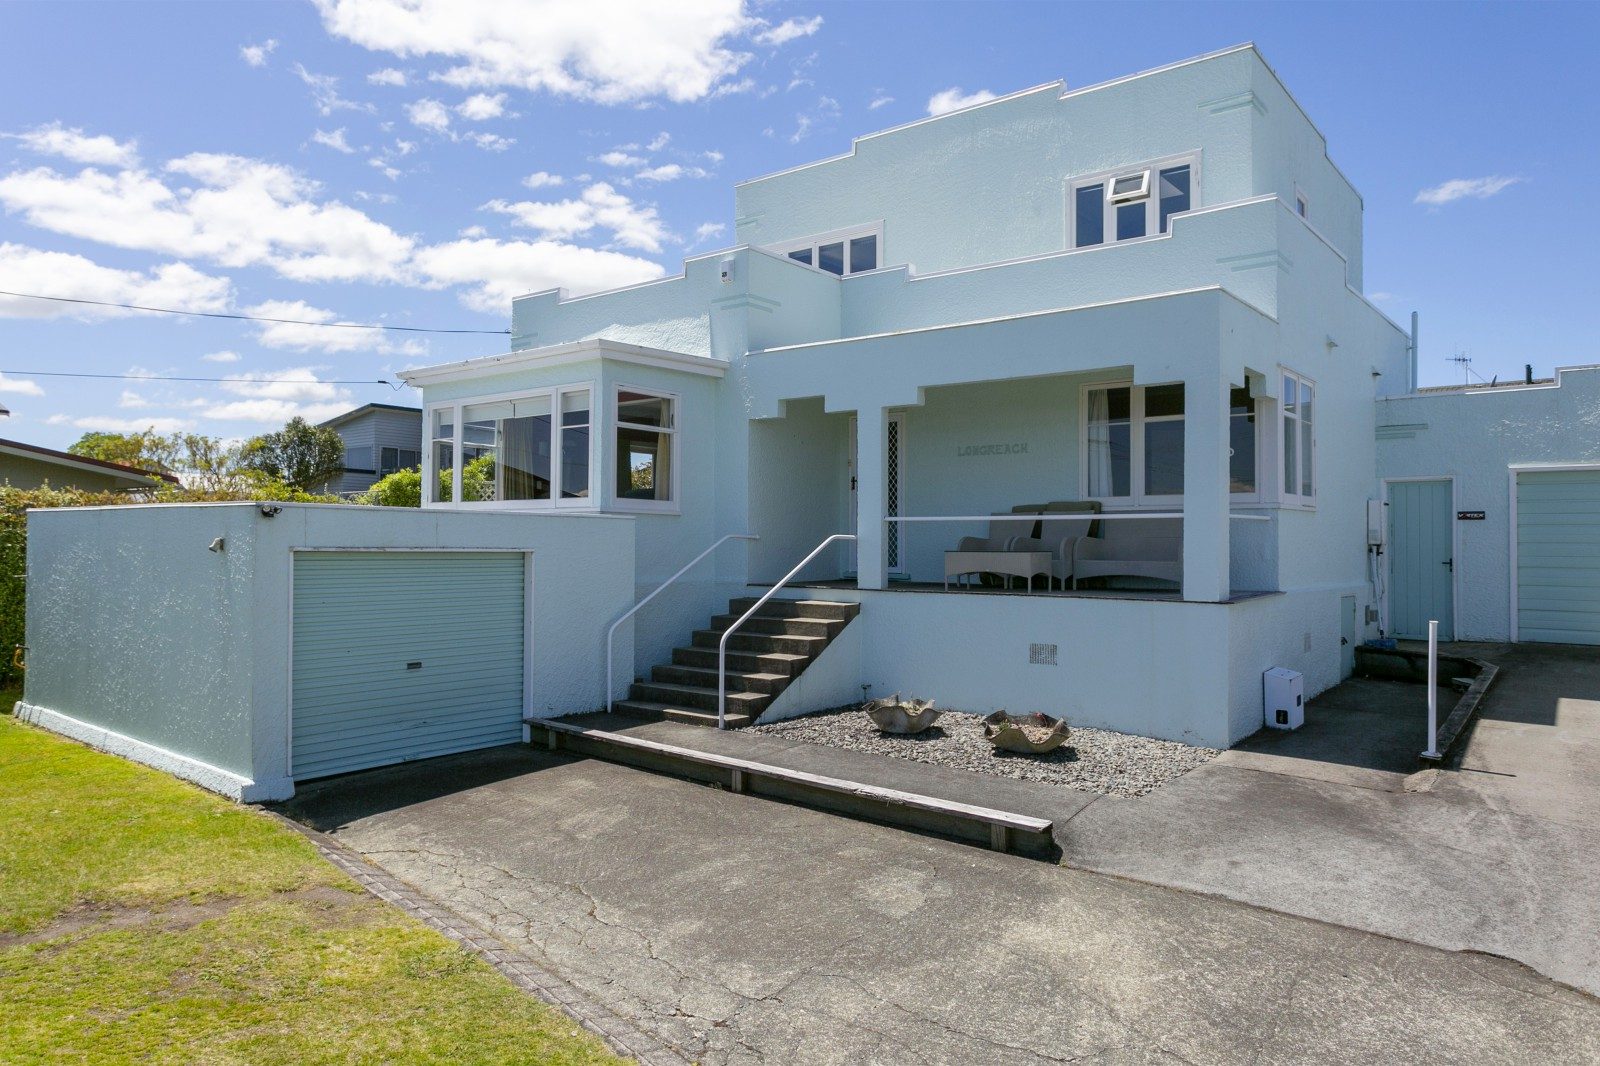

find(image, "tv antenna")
[1448,350,1474,385]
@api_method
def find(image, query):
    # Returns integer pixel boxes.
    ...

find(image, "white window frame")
[1079,379,1262,509]
[769,222,885,277]
[611,382,680,515]
[1066,152,1200,251]
[1280,368,1317,507]
[422,380,597,509]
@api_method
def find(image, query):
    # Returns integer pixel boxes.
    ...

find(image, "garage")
[291,550,529,781]
[1515,468,1600,645]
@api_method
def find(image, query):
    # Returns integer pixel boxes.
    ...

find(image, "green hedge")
[1,482,343,687]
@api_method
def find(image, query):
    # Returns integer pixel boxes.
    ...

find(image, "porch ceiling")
[743,286,1274,418]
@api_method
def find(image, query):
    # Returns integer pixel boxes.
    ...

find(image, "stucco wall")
[1375,366,1600,640]
[20,503,634,800]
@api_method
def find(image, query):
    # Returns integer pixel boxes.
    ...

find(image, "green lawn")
[0,707,624,1065]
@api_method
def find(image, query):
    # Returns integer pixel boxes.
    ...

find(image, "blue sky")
[1,1,1595,448]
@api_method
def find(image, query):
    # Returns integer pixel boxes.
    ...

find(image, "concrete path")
[1062,643,1600,997]
[282,743,1600,1065]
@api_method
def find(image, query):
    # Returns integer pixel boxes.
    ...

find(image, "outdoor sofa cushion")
[956,505,1045,552]
[1010,500,1102,584]
[1072,516,1183,588]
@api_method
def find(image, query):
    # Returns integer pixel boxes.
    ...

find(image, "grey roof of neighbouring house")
[318,403,422,430]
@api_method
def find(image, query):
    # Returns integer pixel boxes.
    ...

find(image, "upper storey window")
[1071,157,1196,249]
[774,226,880,276]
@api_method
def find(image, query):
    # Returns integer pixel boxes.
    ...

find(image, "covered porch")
[742,289,1286,603]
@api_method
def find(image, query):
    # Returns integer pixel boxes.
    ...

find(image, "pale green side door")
[1388,480,1454,641]
[1517,470,1600,645]
[292,551,526,781]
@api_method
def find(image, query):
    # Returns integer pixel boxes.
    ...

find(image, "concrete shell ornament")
[982,711,1072,754]
[863,694,943,734]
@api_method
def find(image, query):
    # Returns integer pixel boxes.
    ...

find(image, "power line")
[2,369,406,388]
[0,289,510,335]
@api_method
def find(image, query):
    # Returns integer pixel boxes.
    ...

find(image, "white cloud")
[312,128,356,153]
[202,367,354,423]
[635,163,708,183]
[927,87,997,116]
[693,221,725,244]
[465,131,514,151]
[47,413,190,433]
[701,149,723,164]
[240,39,278,67]
[412,237,665,314]
[9,122,138,168]
[201,350,242,363]
[483,182,668,253]
[367,67,408,86]
[0,157,416,283]
[869,94,893,110]
[522,170,563,188]
[406,98,453,132]
[459,224,488,238]
[244,299,387,353]
[0,372,44,396]
[368,157,402,180]
[0,242,232,320]
[596,150,645,168]
[294,64,374,116]
[789,95,839,143]
[456,92,507,120]
[312,0,753,104]
[753,15,822,47]
[118,390,152,409]
[647,131,671,152]
[1414,175,1524,206]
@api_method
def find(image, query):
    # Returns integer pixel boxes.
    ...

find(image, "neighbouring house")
[0,437,179,491]
[317,403,423,495]
[16,43,1599,800]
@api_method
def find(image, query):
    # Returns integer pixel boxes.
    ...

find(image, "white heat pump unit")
[1263,667,1304,730]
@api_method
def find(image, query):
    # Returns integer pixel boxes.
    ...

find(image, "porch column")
[1182,370,1231,602]
[855,404,888,590]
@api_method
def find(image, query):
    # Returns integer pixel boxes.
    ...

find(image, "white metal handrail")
[884,513,1273,523]
[1422,619,1441,759]
[718,533,856,729]
[606,533,757,713]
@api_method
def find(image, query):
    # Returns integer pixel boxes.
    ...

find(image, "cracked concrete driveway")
[282,747,1599,1065]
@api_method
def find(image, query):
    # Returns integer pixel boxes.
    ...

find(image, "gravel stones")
[750,706,1220,798]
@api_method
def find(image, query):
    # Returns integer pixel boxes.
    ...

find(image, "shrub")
[359,468,422,508]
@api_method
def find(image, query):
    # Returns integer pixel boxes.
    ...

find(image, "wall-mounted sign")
[1457,510,1486,521]
[956,441,1029,457]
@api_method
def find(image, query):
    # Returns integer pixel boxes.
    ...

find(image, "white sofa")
[1071,517,1183,589]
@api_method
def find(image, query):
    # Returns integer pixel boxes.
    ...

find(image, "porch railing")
[718,533,856,729]
[884,512,1275,524]
[606,533,757,713]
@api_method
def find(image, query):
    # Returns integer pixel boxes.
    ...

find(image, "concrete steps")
[615,595,860,730]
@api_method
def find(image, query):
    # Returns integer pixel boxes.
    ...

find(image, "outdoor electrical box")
[1367,499,1386,547]
[1263,667,1304,730]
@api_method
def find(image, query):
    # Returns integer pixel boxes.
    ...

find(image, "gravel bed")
[750,706,1219,797]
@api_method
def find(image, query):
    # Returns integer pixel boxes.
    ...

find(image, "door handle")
[1442,558,1453,572]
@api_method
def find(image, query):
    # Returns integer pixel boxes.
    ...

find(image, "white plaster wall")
[1375,366,1600,640]
[21,503,635,800]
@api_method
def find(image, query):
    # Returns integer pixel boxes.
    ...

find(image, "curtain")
[1086,388,1113,497]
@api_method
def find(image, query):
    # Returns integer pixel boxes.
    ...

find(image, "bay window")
[427,384,592,506]
[1083,381,1260,506]
[615,388,676,509]
[1071,157,1196,249]
[1281,370,1315,502]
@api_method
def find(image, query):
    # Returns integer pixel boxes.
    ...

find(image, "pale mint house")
[401,44,1415,749]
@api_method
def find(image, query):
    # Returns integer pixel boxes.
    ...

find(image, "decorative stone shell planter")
[981,711,1071,754]
[863,694,943,734]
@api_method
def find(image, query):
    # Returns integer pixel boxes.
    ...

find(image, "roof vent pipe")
[1525,364,1534,385]
[1408,311,1420,393]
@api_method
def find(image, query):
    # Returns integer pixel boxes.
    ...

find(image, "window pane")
[817,241,845,275]
[1144,383,1185,418]
[1116,201,1146,241]
[1111,172,1147,198]
[1282,373,1297,412]
[400,449,420,470]
[432,441,453,502]
[1075,184,1104,247]
[849,234,877,273]
[1144,419,1185,496]
[379,446,399,476]
[617,426,671,502]
[1283,413,1297,495]
[1296,195,1308,218]
[617,391,673,428]
[1085,386,1131,497]
[431,408,453,441]
[345,445,373,471]
[503,397,552,502]
[560,390,590,499]
[1229,388,1256,493]
[1158,165,1190,233]
[788,248,812,266]
[1301,421,1313,496]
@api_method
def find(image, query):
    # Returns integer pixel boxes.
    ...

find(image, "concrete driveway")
[282,740,1599,1065]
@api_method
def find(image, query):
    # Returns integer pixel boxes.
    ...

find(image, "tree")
[359,467,422,507]
[237,417,346,491]
[68,430,182,475]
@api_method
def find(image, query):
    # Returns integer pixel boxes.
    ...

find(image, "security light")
[259,504,282,518]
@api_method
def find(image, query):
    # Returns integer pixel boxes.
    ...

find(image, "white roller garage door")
[1516,469,1600,645]
[292,551,527,780]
